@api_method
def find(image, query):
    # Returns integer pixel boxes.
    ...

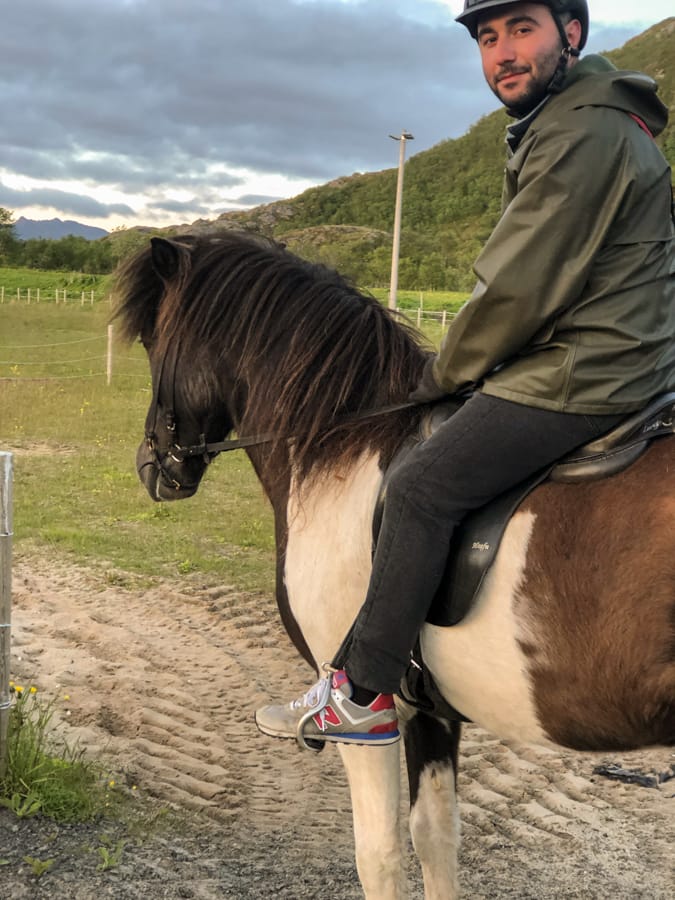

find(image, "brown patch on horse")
[518,439,675,751]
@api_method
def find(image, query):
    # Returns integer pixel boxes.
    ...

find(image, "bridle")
[142,340,418,490]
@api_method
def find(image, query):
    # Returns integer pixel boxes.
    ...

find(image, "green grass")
[1,300,275,592]
[0,266,111,299]
[1,686,111,823]
[369,288,470,313]
[0,277,460,591]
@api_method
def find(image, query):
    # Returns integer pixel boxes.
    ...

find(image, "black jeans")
[336,393,622,694]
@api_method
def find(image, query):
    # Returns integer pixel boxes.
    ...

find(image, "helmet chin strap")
[547,13,580,93]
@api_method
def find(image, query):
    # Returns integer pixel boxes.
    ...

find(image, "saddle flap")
[426,471,548,628]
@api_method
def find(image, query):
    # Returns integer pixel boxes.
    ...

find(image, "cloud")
[0,2,484,201]
[145,197,211,215]
[228,194,285,206]
[0,181,134,219]
[0,0,664,225]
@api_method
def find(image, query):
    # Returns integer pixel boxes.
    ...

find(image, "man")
[256,0,675,747]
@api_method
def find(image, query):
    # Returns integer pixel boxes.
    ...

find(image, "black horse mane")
[114,229,430,482]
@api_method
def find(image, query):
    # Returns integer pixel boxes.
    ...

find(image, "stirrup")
[295,706,326,753]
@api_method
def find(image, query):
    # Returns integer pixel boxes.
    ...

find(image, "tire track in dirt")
[9,553,675,899]
[457,731,674,898]
[11,557,355,840]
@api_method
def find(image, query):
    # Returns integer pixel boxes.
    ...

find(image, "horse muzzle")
[136,440,204,502]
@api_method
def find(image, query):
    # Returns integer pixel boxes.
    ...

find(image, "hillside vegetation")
[208,18,674,290]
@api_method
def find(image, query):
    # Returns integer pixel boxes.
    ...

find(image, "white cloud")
[0,0,668,229]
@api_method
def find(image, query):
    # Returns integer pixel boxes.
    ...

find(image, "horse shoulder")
[283,451,383,666]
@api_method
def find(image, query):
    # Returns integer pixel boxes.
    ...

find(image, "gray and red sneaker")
[255,669,400,750]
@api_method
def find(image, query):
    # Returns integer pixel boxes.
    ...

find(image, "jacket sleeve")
[433,109,632,394]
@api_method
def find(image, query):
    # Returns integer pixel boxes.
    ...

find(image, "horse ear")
[150,237,190,282]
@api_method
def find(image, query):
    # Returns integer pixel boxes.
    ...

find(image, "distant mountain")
[14,217,109,241]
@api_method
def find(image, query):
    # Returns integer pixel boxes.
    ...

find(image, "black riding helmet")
[456,0,589,54]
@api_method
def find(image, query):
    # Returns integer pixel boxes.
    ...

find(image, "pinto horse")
[115,231,675,899]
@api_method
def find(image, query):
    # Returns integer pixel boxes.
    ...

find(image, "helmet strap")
[546,14,580,93]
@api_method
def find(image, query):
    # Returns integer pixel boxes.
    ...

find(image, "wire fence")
[0,288,105,305]
[396,306,456,332]
[1,291,458,384]
[0,326,148,384]
[1,288,457,325]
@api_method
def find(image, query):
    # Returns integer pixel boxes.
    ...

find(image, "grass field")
[369,287,469,313]
[1,299,277,593]
[0,268,465,594]
[0,266,111,300]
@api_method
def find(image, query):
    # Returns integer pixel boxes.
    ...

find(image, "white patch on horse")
[284,452,382,666]
[421,510,548,744]
[410,761,461,900]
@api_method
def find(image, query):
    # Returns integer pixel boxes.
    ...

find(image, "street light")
[388,130,414,310]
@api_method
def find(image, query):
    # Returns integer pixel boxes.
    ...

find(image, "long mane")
[114,230,430,482]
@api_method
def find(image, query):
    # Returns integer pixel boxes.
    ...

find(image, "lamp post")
[388,130,414,310]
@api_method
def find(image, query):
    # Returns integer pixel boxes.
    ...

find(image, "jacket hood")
[554,54,668,136]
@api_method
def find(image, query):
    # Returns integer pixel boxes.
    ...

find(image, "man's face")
[476,2,579,116]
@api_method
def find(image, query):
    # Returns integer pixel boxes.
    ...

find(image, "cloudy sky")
[0,0,671,230]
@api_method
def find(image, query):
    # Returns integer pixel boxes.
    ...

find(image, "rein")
[144,332,421,488]
[168,401,420,461]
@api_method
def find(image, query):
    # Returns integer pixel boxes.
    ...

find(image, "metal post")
[388,130,414,310]
[0,452,13,777]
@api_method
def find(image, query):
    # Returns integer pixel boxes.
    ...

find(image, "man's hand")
[408,357,449,404]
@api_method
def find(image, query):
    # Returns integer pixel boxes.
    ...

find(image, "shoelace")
[289,674,331,713]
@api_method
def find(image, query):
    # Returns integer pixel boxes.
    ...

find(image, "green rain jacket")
[433,54,675,413]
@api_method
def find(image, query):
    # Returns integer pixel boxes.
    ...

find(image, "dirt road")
[3,553,673,898]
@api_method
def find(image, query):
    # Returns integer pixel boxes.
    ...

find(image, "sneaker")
[255,669,400,750]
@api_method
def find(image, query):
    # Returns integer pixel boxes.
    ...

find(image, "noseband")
[142,341,223,491]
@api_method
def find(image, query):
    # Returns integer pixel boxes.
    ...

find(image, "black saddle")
[375,392,675,629]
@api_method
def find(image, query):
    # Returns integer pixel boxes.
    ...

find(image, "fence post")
[0,452,12,778]
[107,324,113,386]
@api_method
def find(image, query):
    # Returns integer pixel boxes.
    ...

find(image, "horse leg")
[404,711,461,899]
[338,742,404,900]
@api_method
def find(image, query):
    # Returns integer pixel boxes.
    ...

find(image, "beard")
[490,45,564,118]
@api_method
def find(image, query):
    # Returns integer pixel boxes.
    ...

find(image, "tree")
[0,207,18,265]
